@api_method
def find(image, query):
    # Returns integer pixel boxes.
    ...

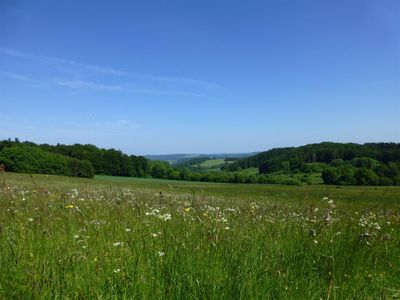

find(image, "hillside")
[1,139,400,186]
[146,152,259,165]
[229,142,400,170]
[225,142,400,185]
[0,139,150,178]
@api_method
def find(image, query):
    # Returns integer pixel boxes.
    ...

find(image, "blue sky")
[0,0,399,155]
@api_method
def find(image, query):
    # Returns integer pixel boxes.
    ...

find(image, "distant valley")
[145,152,259,165]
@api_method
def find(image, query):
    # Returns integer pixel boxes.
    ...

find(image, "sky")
[0,0,399,155]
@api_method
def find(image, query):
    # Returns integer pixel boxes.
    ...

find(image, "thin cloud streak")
[0,71,33,81]
[57,80,122,91]
[0,48,127,76]
[57,81,207,96]
[134,74,221,89]
[132,88,207,98]
[0,47,220,90]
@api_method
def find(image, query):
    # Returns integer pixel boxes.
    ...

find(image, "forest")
[1,139,399,185]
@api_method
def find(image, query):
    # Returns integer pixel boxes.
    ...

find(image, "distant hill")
[228,142,400,172]
[145,152,259,165]
[223,142,400,186]
[2,139,399,186]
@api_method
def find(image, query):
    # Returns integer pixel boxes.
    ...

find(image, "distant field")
[3,172,400,203]
[241,167,259,174]
[197,158,226,168]
[190,158,232,170]
[1,172,400,298]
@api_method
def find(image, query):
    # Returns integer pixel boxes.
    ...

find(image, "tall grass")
[0,173,399,299]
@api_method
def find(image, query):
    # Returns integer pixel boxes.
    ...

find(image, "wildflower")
[70,189,79,198]
[65,204,74,209]
[224,227,230,230]
[125,228,131,232]
[158,213,172,221]
[113,268,121,273]
[250,202,259,213]
[158,251,165,257]
[360,232,371,238]
[145,208,160,216]
[27,218,33,222]
[74,235,79,239]
[184,207,191,213]
[113,241,124,247]
[313,240,318,244]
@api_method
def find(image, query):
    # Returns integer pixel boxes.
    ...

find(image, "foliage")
[231,142,400,171]
[40,143,150,177]
[0,139,149,178]
[321,158,400,186]
[0,145,94,178]
[230,142,400,186]
[2,139,400,186]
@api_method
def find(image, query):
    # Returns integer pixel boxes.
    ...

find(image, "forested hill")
[145,152,258,165]
[226,142,400,171]
[0,139,150,178]
[1,139,400,186]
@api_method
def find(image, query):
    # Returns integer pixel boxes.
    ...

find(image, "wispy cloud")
[0,47,221,89]
[56,80,122,91]
[0,47,221,98]
[132,88,207,98]
[0,71,32,81]
[134,74,221,90]
[0,48,127,76]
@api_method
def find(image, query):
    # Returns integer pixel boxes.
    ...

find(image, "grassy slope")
[198,159,226,168]
[96,174,400,205]
[3,172,399,204]
[192,158,323,186]
[1,172,399,298]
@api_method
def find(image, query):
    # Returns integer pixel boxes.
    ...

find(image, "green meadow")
[197,159,227,168]
[1,172,399,299]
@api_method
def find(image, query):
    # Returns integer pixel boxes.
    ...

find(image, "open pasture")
[1,173,400,299]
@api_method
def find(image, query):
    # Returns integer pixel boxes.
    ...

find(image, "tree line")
[223,142,400,185]
[1,139,400,186]
[322,158,400,186]
[0,139,310,184]
[0,144,95,178]
[225,142,400,171]
[0,139,150,178]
